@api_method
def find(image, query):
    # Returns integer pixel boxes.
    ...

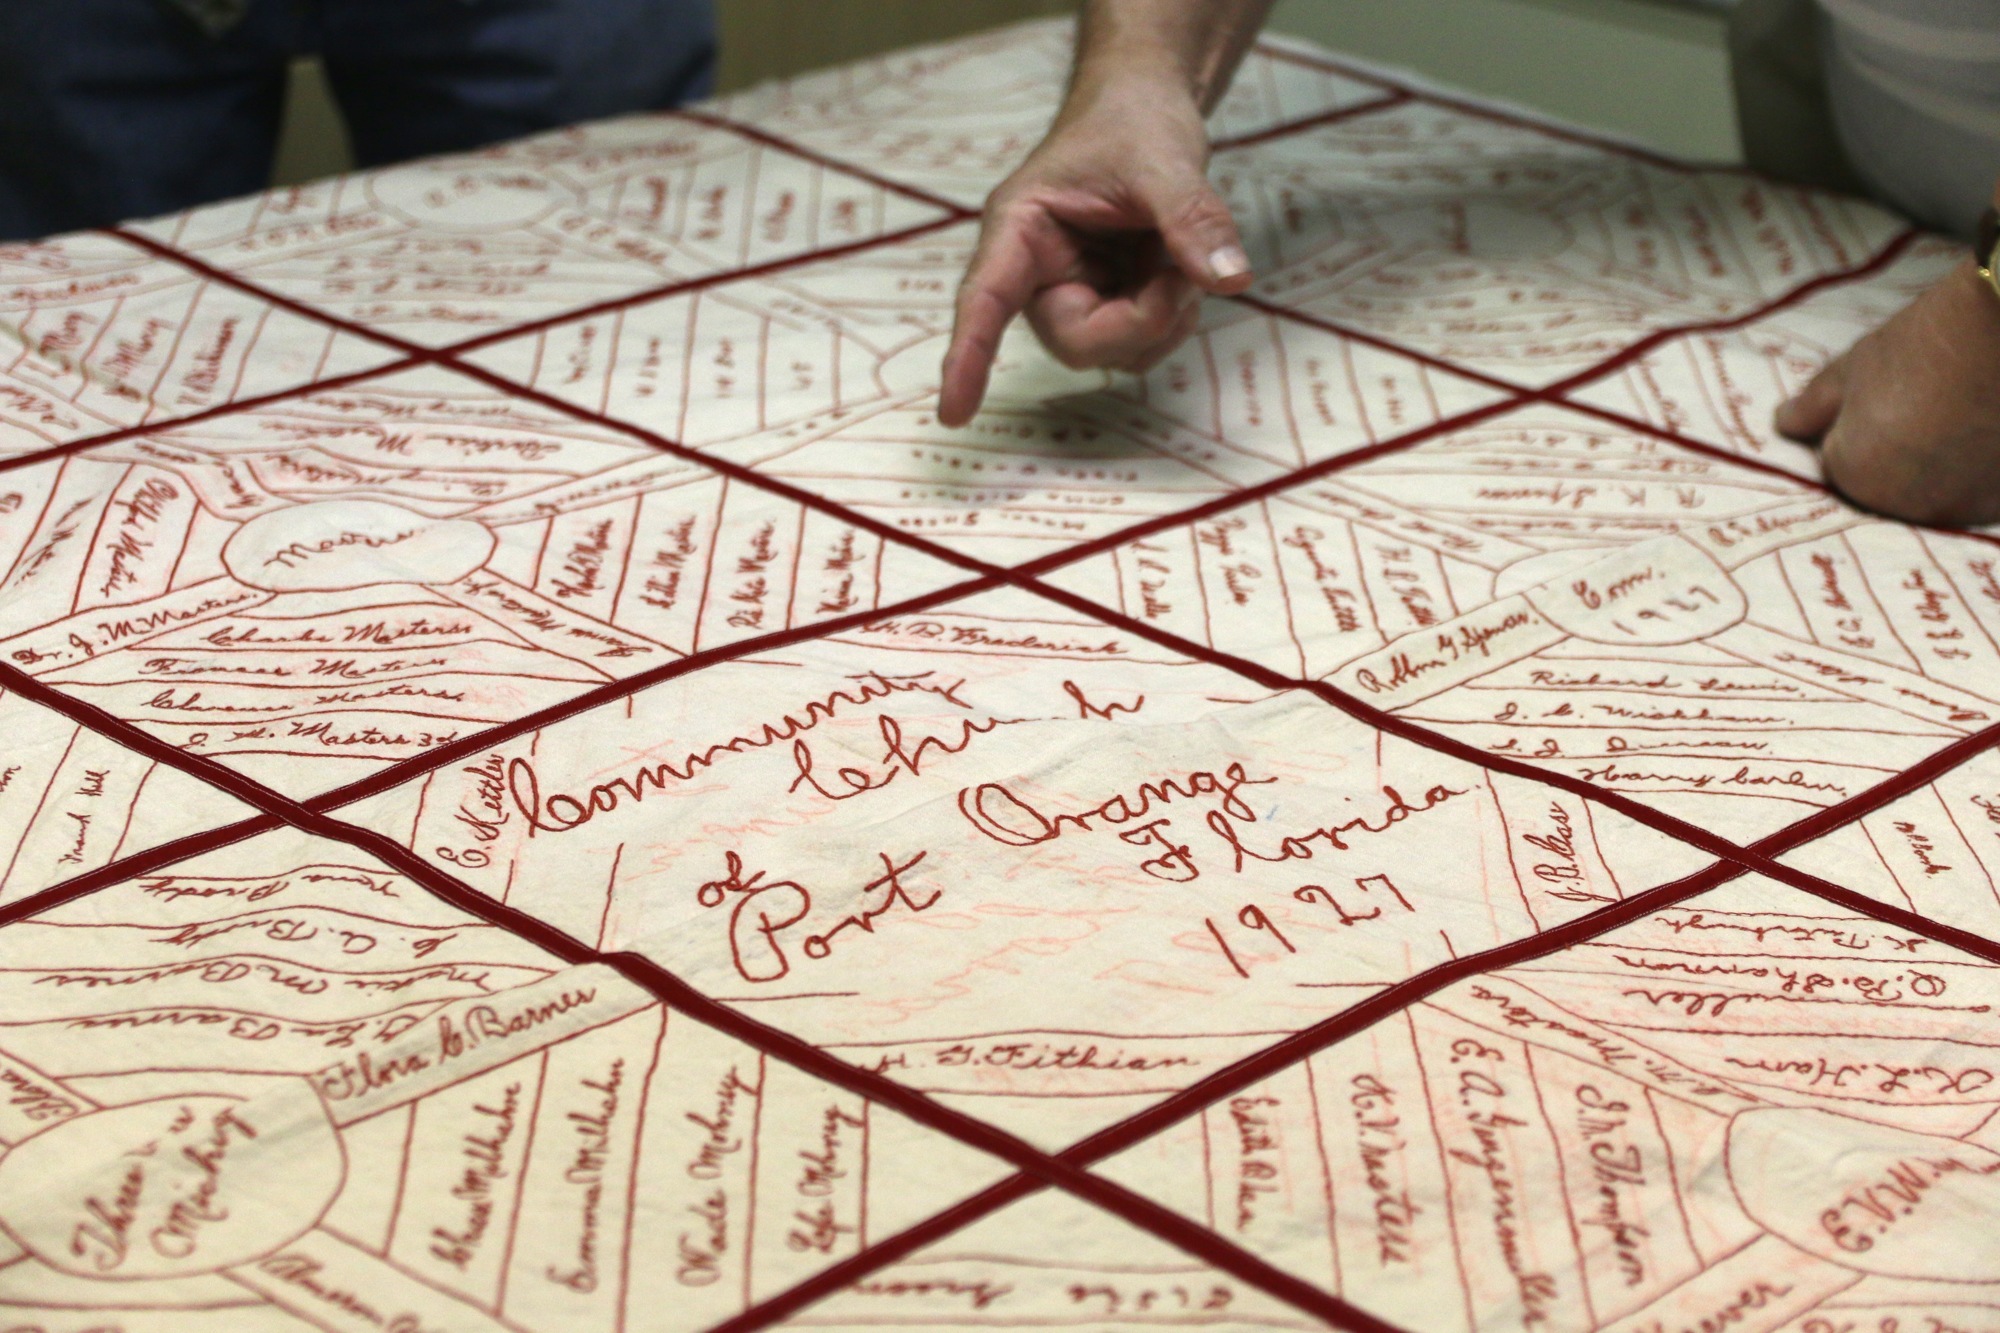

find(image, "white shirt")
[1820,0,2000,235]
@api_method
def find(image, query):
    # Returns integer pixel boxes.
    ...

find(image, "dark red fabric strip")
[1748,722,2000,857]
[1208,87,1412,151]
[1535,227,1926,398]
[1009,573,1748,858]
[0,358,419,478]
[0,811,282,929]
[670,107,979,216]
[436,214,973,361]
[706,1174,1049,1333]
[1062,857,1743,1166]
[434,358,996,574]
[1007,393,1529,580]
[711,862,1750,1333]
[1553,393,2000,556]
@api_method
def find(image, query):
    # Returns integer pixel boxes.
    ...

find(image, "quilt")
[0,18,1995,1333]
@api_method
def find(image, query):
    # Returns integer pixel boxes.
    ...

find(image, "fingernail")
[1208,246,1251,280]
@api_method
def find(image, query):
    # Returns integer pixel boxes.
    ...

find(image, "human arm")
[936,0,1276,427]
[1776,198,2000,527]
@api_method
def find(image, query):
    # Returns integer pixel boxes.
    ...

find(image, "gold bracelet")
[1979,206,2000,300]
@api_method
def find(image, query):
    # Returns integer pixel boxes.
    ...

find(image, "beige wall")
[717,0,1074,90]
[271,0,1738,187]
[714,0,1736,159]
[1270,0,1737,161]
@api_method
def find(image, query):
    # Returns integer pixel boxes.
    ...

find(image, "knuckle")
[1028,318,1094,369]
[983,194,1041,230]
[1165,187,1230,234]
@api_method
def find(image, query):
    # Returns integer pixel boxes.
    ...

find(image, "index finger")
[1774,349,1850,443]
[939,207,1049,427]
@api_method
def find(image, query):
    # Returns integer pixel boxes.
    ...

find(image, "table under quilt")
[0,19,1993,1333]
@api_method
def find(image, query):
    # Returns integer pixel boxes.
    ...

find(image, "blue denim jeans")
[0,0,717,240]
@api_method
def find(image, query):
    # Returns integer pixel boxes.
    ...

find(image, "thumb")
[1142,169,1255,295]
[1775,352,1850,443]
